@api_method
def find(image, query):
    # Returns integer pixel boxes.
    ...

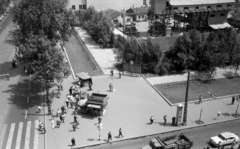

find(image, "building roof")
[170,0,235,6]
[126,6,150,15]
[103,8,121,19]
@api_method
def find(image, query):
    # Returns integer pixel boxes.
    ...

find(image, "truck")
[142,133,193,149]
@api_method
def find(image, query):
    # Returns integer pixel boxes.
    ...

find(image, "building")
[67,0,150,12]
[150,0,236,30]
[126,6,150,21]
[103,8,133,26]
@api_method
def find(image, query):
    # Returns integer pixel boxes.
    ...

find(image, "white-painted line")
[6,123,15,149]
[24,121,31,149]
[15,122,23,149]
[0,124,7,149]
[27,96,29,103]
[25,110,27,119]
[34,120,38,149]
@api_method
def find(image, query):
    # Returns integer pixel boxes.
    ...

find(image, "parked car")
[210,132,239,146]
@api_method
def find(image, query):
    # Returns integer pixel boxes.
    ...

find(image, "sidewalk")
[44,28,240,149]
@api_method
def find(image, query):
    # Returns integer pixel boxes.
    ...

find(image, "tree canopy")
[12,0,72,44]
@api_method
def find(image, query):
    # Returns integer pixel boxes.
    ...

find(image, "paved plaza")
[43,27,240,149]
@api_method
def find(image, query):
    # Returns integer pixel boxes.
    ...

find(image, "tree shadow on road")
[0,61,25,79]
[3,79,45,109]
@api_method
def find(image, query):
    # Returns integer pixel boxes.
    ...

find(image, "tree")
[16,34,70,97]
[12,0,71,98]
[12,0,72,44]
[204,31,229,78]
[231,36,240,74]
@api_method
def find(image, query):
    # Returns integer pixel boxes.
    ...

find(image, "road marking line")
[27,96,29,103]
[15,122,23,149]
[0,124,7,149]
[6,123,15,149]
[34,120,38,149]
[24,121,31,149]
[25,110,27,119]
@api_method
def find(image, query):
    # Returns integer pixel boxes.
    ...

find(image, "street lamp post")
[182,71,190,126]
[97,123,103,140]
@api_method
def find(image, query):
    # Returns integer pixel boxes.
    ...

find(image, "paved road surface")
[0,12,44,149]
[84,119,240,149]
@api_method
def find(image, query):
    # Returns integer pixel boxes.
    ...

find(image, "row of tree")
[74,7,114,47]
[122,28,240,77]
[163,28,240,77]
[12,0,72,96]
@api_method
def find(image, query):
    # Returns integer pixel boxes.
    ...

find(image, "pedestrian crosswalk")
[0,120,40,149]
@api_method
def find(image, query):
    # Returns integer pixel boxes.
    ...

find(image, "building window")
[143,0,146,5]
[72,5,75,10]
[220,13,225,16]
[227,4,232,7]
[210,14,215,17]
[83,5,86,9]
[207,6,211,8]
[79,5,82,9]
[217,5,222,7]
[184,7,189,9]
[195,6,199,9]
[173,7,178,9]
[142,15,144,18]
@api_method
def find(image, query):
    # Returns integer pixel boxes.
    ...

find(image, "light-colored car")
[210,132,239,146]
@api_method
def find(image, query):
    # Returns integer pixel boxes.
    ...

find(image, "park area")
[154,77,240,104]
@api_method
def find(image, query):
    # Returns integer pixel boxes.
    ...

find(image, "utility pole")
[182,71,190,126]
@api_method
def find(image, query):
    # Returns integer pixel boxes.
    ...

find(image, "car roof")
[220,132,238,139]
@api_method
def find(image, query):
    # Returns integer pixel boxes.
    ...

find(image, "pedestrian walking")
[98,116,102,124]
[109,83,113,91]
[198,95,203,104]
[38,106,42,113]
[108,132,112,141]
[150,116,154,124]
[89,82,92,91]
[118,128,123,138]
[51,119,55,129]
[65,99,69,108]
[119,72,121,79]
[74,115,78,123]
[231,140,236,149]
[69,87,72,95]
[72,123,78,131]
[60,82,63,90]
[111,70,114,76]
[71,138,76,146]
[70,101,74,109]
[56,109,61,117]
[56,119,61,128]
[232,96,236,105]
[6,73,9,80]
[64,106,68,114]
[163,115,167,126]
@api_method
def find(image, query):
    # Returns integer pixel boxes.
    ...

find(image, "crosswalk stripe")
[6,123,15,149]
[0,124,7,149]
[34,120,38,149]
[24,121,31,149]
[15,122,23,149]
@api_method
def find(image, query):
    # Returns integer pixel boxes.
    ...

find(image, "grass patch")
[154,77,240,104]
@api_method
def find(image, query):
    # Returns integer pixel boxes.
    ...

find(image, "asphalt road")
[83,119,240,149]
[0,12,45,149]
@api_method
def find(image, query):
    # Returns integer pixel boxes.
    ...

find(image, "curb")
[62,45,76,80]
[141,74,173,106]
[72,117,240,149]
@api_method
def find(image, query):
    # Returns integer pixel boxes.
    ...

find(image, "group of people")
[107,128,124,142]
[150,115,167,126]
